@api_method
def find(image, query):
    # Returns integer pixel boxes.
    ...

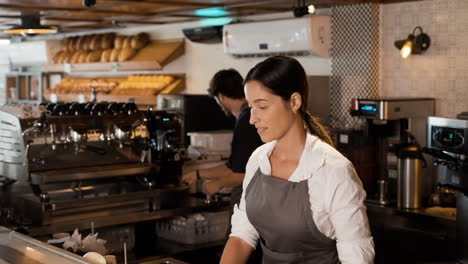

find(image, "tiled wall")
[330,3,380,129]
[380,0,468,118]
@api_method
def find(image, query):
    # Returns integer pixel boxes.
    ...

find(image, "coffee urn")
[351,98,435,206]
[395,131,427,209]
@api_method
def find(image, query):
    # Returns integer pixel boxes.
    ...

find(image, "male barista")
[181,69,263,262]
[181,68,262,203]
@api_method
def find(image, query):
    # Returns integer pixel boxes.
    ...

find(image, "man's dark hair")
[207,69,244,99]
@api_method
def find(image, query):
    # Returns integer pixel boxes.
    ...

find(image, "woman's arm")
[220,236,254,264]
[327,164,375,263]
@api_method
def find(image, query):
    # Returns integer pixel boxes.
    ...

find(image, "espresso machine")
[424,115,468,263]
[351,98,435,207]
[0,103,186,237]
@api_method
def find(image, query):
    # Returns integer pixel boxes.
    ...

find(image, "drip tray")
[30,163,154,184]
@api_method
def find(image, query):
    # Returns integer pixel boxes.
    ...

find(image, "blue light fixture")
[200,17,232,27]
[194,7,229,17]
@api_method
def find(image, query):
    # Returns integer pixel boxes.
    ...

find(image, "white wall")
[117,12,332,94]
[380,0,468,118]
[17,11,331,96]
[0,40,10,105]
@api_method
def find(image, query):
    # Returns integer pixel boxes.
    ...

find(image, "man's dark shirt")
[225,103,263,206]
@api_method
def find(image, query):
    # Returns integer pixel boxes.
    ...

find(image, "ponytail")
[300,110,334,147]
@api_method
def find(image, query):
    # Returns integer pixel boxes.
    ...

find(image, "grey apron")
[245,168,340,264]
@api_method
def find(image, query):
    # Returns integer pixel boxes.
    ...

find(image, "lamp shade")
[5,16,57,35]
[394,27,430,59]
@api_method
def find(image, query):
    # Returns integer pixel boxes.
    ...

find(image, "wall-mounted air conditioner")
[223,16,330,58]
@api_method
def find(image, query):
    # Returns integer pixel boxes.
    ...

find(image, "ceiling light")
[394,26,430,59]
[5,16,57,35]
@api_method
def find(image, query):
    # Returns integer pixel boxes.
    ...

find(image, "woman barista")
[221,56,375,263]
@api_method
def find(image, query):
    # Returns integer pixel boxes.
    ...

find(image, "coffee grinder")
[351,98,435,207]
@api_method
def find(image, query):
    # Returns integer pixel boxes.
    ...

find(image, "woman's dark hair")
[208,69,244,99]
[245,56,334,147]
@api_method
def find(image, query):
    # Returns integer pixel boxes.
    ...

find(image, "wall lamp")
[293,0,316,17]
[394,26,431,59]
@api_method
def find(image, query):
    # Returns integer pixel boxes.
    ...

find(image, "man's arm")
[203,171,245,195]
[181,163,232,186]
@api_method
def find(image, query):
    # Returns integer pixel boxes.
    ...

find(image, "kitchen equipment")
[157,94,235,146]
[377,179,389,205]
[395,131,427,208]
[0,103,187,237]
[351,97,435,205]
[424,115,468,263]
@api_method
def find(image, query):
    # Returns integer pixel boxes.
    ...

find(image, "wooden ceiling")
[0,0,424,36]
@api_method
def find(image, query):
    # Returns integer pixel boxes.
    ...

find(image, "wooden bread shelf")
[43,39,184,72]
[43,76,185,106]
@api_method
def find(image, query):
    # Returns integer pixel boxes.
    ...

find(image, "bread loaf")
[74,36,84,51]
[62,52,73,63]
[109,49,120,62]
[122,36,131,49]
[78,51,89,63]
[100,49,112,62]
[118,48,136,62]
[68,36,77,51]
[62,38,70,52]
[70,51,82,63]
[114,36,124,49]
[101,33,115,49]
[131,32,150,49]
[89,34,101,50]
[53,51,64,64]
[86,50,102,63]
[83,35,93,51]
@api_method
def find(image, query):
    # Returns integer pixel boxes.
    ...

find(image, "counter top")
[365,201,456,221]
[0,226,87,264]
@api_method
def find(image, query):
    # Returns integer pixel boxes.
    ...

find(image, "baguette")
[75,36,84,51]
[78,51,89,63]
[86,50,102,63]
[63,52,72,64]
[130,32,150,49]
[121,36,131,49]
[118,48,136,62]
[101,33,116,49]
[109,49,120,62]
[62,38,70,52]
[53,51,64,64]
[68,36,78,52]
[100,49,113,62]
[89,34,101,50]
[70,51,82,63]
[114,36,124,49]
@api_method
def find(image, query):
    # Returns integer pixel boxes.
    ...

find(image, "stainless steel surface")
[354,98,435,120]
[30,163,154,184]
[427,116,468,157]
[0,226,87,264]
[377,179,389,205]
[0,105,186,236]
[426,116,468,189]
[397,157,425,209]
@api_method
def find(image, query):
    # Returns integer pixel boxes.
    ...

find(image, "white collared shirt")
[230,133,375,263]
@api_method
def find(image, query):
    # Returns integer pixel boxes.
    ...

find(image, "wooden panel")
[0,0,428,36]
